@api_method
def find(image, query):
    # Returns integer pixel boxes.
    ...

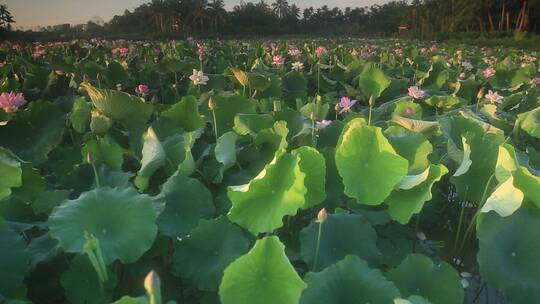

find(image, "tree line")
[2,0,540,40]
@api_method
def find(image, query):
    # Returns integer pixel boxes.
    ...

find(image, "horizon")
[4,0,391,29]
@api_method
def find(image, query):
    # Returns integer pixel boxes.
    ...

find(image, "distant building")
[398,24,410,33]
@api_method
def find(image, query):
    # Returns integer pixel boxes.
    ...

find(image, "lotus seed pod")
[90,111,112,135]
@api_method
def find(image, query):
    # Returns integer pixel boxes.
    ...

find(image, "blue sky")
[5,0,390,29]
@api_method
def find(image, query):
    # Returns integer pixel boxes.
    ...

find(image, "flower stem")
[313,221,323,272]
[212,109,219,143]
[368,96,374,126]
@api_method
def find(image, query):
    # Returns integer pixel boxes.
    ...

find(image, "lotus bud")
[144,270,160,295]
[477,87,485,100]
[86,152,94,164]
[208,98,215,110]
[310,112,316,121]
[317,208,328,223]
[90,111,112,135]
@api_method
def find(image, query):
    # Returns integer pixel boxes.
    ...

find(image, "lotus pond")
[1,39,540,304]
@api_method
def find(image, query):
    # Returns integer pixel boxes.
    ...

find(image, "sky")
[5,0,390,29]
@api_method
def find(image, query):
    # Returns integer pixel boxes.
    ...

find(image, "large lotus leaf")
[517,106,540,139]
[359,65,391,98]
[387,254,463,304]
[173,216,249,291]
[300,255,400,304]
[219,236,306,304]
[81,137,124,171]
[420,61,449,91]
[391,116,439,134]
[394,100,423,120]
[283,71,308,92]
[451,133,501,202]
[395,296,432,304]
[210,94,256,137]
[514,167,540,208]
[477,206,540,303]
[48,187,157,265]
[299,213,380,270]
[69,96,91,133]
[81,82,153,130]
[156,175,215,237]
[215,131,238,170]
[228,152,306,235]
[384,126,433,174]
[481,176,523,217]
[386,164,448,224]
[135,127,166,191]
[425,95,466,110]
[300,99,330,122]
[60,254,116,304]
[0,147,22,201]
[0,218,30,296]
[161,95,205,132]
[292,146,326,208]
[336,119,408,205]
[233,114,274,136]
[0,101,65,164]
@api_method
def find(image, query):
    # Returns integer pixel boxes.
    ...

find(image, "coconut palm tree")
[272,0,289,19]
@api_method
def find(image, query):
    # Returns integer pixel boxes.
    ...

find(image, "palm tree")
[192,0,209,33]
[0,4,15,30]
[272,0,289,19]
[208,0,227,33]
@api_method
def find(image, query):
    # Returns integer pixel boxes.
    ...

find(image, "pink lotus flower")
[112,47,129,57]
[351,48,359,57]
[485,90,503,103]
[288,47,302,57]
[408,86,426,99]
[13,44,23,53]
[189,69,209,86]
[315,46,327,57]
[483,67,496,78]
[315,120,332,129]
[272,55,285,66]
[32,48,46,58]
[197,43,207,60]
[136,84,149,95]
[531,77,540,87]
[395,48,404,58]
[338,96,357,114]
[420,48,428,55]
[0,92,27,113]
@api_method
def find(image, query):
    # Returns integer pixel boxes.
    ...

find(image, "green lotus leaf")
[386,164,448,224]
[219,236,306,304]
[359,65,391,98]
[300,255,400,304]
[419,61,449,91]
[161,95,205,132]
[425,95,466,109]
[209,94,256,137]
[394,295,432,304]
[292,146,326,208]
[135,127,166,190]
[514,166,540,208]
[385,126,433,174]
[481,176,523,217]
[394,100,422,120]
[81,82,153,130]
[283,71,307,91]
[173,216,249,291]
[0,218,30,296]
[48,187,157,265]
[233,114,274,136]
[517,105,540,139]
[300,99,329,122]
[299,213,380,270]
[0,147,22,201]
[387,254,463,304]
[32,189,71,215]
[228,152,306,235]
[395,167,431,190]
[60,254,116,304]
[81,137,124,171]
[215,131,238,170]
[156,175,215,237]
[391,116,439,134]
[230,68,249,87]
[336,119,408,205]
[0,101,65,164]
[69,96,91,133]
[451,133,502,202]
[112,296,148,304]
[477,206,540,303]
